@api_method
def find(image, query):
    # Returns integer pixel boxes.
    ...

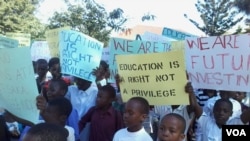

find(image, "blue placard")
[59,30,104,82]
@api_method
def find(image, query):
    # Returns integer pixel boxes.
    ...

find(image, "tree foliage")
[48,0,128,45]
[141,13,156,22]
[0,0,46,39]
[234,0,250,15]
[184,0,243,36]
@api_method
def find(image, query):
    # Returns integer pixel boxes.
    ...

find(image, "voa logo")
[226,129,246,136]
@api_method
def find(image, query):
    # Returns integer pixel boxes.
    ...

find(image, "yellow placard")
[45,26,71,57]
[116,51,189,105]
[171,40,185,51]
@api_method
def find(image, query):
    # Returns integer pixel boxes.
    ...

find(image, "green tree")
[234,0,250,33]
[48,0,128,46]
[234,0,250,14]
[184,0,243,36]
[0,0,46,39]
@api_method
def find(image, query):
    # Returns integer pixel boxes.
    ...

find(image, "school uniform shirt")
[194,89,210,107]
[203,96,242,120]
[154,105,194,141]
[79,106,124,141]
[113,127,153,141]
[197,112,244,141]
[66,108,79,140]
[65,85,98,119]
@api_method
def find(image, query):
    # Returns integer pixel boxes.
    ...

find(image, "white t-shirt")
[196,112,244,141]
[203,96,242,120]
[65,85,98,119]
[113,127,153,141]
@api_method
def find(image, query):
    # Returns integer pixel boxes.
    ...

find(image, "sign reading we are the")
[116,51,189,105]
[109,37,172,83]
[59,30,104,82]
[185,34,250,92]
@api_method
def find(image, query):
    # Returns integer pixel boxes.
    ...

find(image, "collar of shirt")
[95,105,114,115]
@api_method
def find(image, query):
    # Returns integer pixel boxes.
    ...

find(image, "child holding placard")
[193,97,250,141]
[17,79,79,141]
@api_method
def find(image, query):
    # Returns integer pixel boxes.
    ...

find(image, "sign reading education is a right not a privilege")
[59,30,104,82]
[116,51,188,105]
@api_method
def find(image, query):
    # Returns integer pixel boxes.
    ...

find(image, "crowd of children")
[0,56,250,141]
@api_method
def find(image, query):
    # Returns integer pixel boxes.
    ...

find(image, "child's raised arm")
[3,110,35,127]
[36,94,47,114]
[240,107,250,124]
[185,82,203,118]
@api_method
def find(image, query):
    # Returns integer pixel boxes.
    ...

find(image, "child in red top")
[78,85,124,141]
[42,57,71,98]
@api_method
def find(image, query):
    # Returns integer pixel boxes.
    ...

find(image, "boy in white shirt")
[189,89,250,141]
[113,97,153,141]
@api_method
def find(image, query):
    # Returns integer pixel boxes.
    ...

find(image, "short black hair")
[100,60,109,71]
[25,122,68,141]
[214,98,233,111]
[36,59,48,66]
[48,57,60,69]
[162,113,186,133]
[129,97,150,115]
[99,84,116,99]
[49,79,68,94]
[47,97,72,118]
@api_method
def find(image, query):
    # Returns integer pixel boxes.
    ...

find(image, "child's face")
[47,82,65,101]
[234,92,246,102]
[49,64,61,79]
[36,63,48,77]
[213,101,232,126]
[75,77,91,91]
[204,89,216,98]
[123,100,146,131]
[96,90,112,108]
[158,116,185,141]
[42,105,61,125]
